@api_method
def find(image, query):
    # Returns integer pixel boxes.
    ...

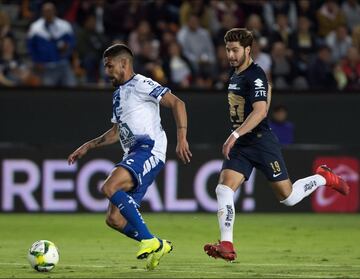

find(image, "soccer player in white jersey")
[68,44,192,270]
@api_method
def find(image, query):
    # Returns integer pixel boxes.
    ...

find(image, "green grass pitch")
[0,213,359,278]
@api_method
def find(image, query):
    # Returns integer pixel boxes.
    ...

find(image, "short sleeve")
[135,77,170,103]
[248,69,268,104]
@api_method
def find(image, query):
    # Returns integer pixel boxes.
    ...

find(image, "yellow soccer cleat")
[146,240,173,270]
[136,238,161,260]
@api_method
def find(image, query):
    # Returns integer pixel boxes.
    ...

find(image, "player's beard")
[110,72,124,87]
[111,78,120,87]
[230,52,246,71]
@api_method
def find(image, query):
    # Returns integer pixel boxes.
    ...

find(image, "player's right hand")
[67,144,89,165]
[176,139,192,164]
[222,134,237,160]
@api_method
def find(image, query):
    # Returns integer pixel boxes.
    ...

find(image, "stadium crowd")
[1,0,360,91]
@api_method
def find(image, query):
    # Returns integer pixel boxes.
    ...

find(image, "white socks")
[216,184,235,242]
[215,174,327,242]
[281,174,326,206]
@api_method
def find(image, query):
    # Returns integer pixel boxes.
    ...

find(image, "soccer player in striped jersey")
[68,44,192,270]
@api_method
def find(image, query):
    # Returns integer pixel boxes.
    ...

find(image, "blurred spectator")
[133,40,166,84]
[270,41,297,90]
[103,0,146,41]
[159,31,176,58]
[180,0,213,31]
[194,61,214,89]
[163,41,193,88]
[128,20,157,55]
[352,25,360,54]
[333,61,347,90]
[246,14,269,51]
[317,0,346,38]
[214,12,237,47]
[252,37,272,81]
[269,104,294,145]
[76,14,108,84]
[146,0,179,38]
[213,0,245,29]
[307,45,337,89]
[213,44,231,89]
[340,46,360,90]
[325,24,352,62]
[288,15,317,88]
[1,1,21,21]
[295,0,317,33]
[269,13,293,47]
[20,0,42,21]
[341,0,360,32]
[289,15,317,57]
[27,2,76,86]
[177,14,216,76]
[0,35,39,86]
[0,10,12,38]
[75,0,105,35]
[263,0,297,31]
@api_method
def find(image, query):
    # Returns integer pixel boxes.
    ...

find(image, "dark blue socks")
[110,190,153,240]
[122,222,141,242]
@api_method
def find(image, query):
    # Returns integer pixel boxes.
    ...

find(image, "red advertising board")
[312,157,359,212]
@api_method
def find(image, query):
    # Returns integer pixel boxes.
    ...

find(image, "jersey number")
[270,161,281,173]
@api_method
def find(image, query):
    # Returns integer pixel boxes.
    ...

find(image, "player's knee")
[101,181,122,198]
[100,182,113,197]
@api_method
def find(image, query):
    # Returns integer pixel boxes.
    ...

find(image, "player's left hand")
[176,139,192,164]
[222,134,237,160]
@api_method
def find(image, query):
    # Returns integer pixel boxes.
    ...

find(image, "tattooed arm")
[68,124,119,165]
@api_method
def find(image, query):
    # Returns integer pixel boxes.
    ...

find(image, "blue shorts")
[222,130,289,181]
[115,148,164,205]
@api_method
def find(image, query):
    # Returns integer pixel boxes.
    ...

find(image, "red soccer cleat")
[316,165,350,195]
[204,241,237,261]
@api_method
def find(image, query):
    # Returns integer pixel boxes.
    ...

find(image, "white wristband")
[232,131,240,139]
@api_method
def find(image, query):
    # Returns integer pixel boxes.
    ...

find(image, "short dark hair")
[103,43,134,60]
[224,28,253,48]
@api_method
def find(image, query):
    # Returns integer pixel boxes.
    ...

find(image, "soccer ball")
[27,240,59,272]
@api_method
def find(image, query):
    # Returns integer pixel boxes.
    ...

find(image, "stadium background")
[1,0,360,213]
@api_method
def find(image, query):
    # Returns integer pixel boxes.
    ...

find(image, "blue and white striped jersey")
[111,74,169,162]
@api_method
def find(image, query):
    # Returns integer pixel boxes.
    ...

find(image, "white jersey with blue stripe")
[111,74,168,162]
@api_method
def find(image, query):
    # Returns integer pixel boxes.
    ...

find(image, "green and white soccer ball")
[27,240,59,272]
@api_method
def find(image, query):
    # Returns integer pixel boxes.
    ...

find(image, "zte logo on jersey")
[255,90,267,97]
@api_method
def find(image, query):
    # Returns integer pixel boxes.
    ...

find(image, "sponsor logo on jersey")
[254,78,265,89]
[228,83,241,90]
